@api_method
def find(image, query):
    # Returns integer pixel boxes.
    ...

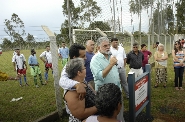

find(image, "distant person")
[64,58,97,121]
[40,45,53,84]
[172,41,185,90]
[0,71,19,81]
[58,42,69,67]
[180,39,185,49]
[90,37,125,122]
[110,38,129,99]
[28,49,45,88]
[12,48,28,87]
[153,42,160,50]
[141,44,152,72]
[85,40,95,89]
[154,43,168,88]
[84,83,122,122]
[126,42,144,78]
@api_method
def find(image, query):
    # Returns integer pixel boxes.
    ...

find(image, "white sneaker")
[35,85,39,88]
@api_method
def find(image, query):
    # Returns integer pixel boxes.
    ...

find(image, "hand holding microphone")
[108,51,118,66]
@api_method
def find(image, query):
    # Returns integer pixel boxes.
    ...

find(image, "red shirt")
[141,50,152,67]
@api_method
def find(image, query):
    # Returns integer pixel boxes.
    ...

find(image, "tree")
[148,5,174,34]
[1,38,12,50]
[88,21,111,31]
[129,0,153,14]
[175,0,185,34]
[62,0,101,27]
[4,13,26,49]
[61,0,101,45]
[26,33,35,49]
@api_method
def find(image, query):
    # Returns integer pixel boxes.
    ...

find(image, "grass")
[0,49,64,122]
[1,48,185,122]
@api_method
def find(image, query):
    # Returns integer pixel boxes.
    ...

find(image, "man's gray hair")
[66,58,84,79]
[97,37,109,46]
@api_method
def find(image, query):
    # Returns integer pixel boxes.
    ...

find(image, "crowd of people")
[3,36,185,121]
[59,37,185,122]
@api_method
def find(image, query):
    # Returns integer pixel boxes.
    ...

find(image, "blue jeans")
[174,67,184,87]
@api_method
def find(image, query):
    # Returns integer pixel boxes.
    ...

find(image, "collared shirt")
[126,50,144,69]
[40,51,52,63]
[28,54,38,65]
[110,46,126,68]
[12,54,26,70]
[85,51,94,82]
[90,52,121,91]
[59,65,78,90]
[58,47,69,59]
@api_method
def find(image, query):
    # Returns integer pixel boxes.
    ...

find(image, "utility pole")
[67,0,72,46]
[113,0,116,37]
[139,0,141,45]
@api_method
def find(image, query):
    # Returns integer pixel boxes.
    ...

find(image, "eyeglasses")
[174,44,177,45]
[133,46,138,48]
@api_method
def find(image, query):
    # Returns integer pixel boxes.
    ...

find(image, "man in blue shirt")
[85,40,95,89]
[58,42,69,67]
[28,49,44,88]
[90,37,125,122]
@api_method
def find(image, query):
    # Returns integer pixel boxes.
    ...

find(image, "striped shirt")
[174,51,184,68]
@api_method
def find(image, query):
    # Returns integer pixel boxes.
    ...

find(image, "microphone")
[108,51,118,66]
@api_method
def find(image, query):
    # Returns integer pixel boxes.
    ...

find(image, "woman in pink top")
[141,44,152,72]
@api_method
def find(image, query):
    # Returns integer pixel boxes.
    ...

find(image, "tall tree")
[26,33,35,49]
[175,0,185,34]
[62,0,101,27]
[1,38,12,50]
[4,13,26,48]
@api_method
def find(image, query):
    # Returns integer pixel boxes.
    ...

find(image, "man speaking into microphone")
[90,37,125,122]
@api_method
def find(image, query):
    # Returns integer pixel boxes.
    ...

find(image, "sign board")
[135,75,148,111]
[128,64,151,122]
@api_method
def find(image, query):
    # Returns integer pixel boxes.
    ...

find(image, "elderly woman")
[154,43,168,88]
[172,41,185,90]
[83,83,122,122]
[64,58,97,122]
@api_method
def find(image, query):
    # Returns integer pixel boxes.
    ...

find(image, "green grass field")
[0,49,64,122]
[1,48,185,122]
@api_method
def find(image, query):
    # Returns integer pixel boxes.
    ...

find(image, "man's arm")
[59,66,86,99]
[90,56,117,79]
[39,52,46,63]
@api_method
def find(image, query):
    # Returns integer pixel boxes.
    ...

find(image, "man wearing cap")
[28,49,44,88]
[126,42,144,78]
[12,48,28,86]
[58,42,69,68]
[40,45,53,84]
[141,44,152,72]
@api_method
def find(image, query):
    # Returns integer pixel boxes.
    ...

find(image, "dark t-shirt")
[85,52,94,82]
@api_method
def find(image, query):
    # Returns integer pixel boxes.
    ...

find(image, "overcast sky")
[0,0,154,43]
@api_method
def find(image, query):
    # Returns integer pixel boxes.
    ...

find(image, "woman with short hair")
[64,58,97,122]
[84,83,122,122]
[154,43,168,88]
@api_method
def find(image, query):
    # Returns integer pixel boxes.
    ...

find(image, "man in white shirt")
[110,38,129,99]
[12,48,28,86]
[40,45,53,84]
[59,43,87,100]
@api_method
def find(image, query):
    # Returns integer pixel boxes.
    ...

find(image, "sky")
[0,0,160,44]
